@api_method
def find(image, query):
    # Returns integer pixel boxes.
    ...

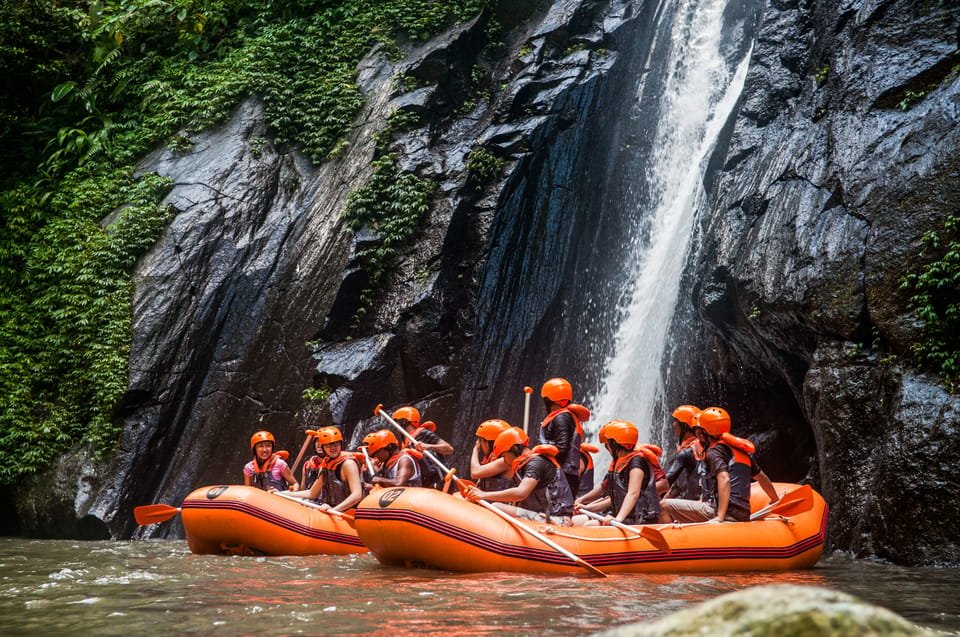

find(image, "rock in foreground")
[596,584,934,637]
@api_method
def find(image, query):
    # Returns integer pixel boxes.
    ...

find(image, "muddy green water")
[0,539,957,635]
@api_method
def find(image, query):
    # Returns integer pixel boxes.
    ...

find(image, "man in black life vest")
[538,377,583,497]
[659,407,780,523]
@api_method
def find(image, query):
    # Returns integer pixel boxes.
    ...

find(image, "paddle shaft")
[360,445,376,476]
[290,432,314,475]
[522,386,533,435]
[374,404,607,577]
[577,508,670,552]
[273,490,353,520]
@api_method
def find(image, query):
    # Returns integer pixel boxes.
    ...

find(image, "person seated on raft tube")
[573,420,661,526]
[364,429,423,488]
[659,407,779,523]
[244,430,299,492]
[663,404,706,501]
[284,427,364,512]
[539,377,585,497]
[470,419,514,492]
[300,430,327,493]
[466,426,575,527]
[393,406,454,489]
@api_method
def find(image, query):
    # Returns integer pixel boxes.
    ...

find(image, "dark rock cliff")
[666,0,960,565]
[13,0,959,565]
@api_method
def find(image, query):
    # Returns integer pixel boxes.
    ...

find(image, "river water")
[1,539,957,636]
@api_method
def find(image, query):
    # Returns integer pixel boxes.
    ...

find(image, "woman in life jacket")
[469,419,513,492]
[243,430,298,492]
[466,426,575,526]
[393,406,454,489]
[573,420,660,526]
[659,407,780,523]
[285,427,364,512]
[663,404,706,501]
[366,429,422,488]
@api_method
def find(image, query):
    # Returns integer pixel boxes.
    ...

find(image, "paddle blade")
[752,484,814,520]
[134,504,181,525]
[640,526,671,553]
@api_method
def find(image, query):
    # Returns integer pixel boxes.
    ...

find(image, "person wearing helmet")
[470,419,513,492]
[659,407,779,523]
[663,405,706,501]
[392,405,455,489]
[286,426,364,512]
[466,426,575,526]
[573,420,661,526]
[364,429,422,488]
[539,377,584,496]
[243,430,299,492]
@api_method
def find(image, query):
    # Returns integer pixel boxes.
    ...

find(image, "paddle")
[290,429,319,475]
[374,404,607,577]
[577,508,671,552]
[273,490,354,521]
[134,504,181,526]
[522,386,533,435]
[749,484,814,521]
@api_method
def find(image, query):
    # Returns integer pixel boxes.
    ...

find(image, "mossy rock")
[596,584,935,637]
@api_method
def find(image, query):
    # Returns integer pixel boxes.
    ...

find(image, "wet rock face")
[668,0,960,564]
[596,584,936,636]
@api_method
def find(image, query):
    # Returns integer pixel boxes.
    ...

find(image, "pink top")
[243,457,290,480]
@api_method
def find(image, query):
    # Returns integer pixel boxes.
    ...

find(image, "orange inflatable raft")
[354,482,826,574]
[180,485,366,556]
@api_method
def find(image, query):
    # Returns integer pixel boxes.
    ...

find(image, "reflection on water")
[0,539,957,636]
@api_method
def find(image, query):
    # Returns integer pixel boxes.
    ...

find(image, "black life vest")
[511,445,574,519]
[320,454,361,507]
[606,448,661,524]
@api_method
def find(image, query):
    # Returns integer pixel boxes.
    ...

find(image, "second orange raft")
[354,482,827,574]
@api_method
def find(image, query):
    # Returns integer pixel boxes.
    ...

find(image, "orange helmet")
[364,429,398,454]
[392,406,420,426]
[475,419,511,442]
[598,420,638,449]
[540,378,573,404]
[250,430,275,450]
[672,405,701,425]
[491,427,529,459]
[695,407,731,437]
[316,426,343,445]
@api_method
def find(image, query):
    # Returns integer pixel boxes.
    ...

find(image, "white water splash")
[589,0,753,452]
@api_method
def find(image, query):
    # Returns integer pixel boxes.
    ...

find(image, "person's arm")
[574,480,606,509]
[418,437,454,456]
[754,469,780,503]
[583,495,611,514]
[614,466,645,522]
[243,471,253,487]
[470,476,539,503]
[279,464,299,491]
[713,470,730,521]
[333,459,364,512]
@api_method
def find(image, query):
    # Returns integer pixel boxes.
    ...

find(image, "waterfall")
[588,0,754,452]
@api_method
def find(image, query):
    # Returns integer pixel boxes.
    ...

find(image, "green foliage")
[466,146,506,186]
[0,169,174,484]
[302,385,332,404]
[342,154,437,328]
[814,65,830,86]
[0,0,488,484]
[900,214,960,389]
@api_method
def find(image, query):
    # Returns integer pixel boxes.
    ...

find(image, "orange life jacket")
[678,435,705,460]
[511,444,561,475]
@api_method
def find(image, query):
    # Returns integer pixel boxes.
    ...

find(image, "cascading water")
[588,0,755,457]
